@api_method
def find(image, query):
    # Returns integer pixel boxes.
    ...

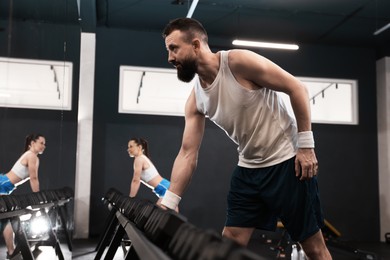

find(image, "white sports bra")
[140,155,159,182]
[11,151,31,180]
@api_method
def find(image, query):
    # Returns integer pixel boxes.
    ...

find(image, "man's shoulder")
[228,49,255,55]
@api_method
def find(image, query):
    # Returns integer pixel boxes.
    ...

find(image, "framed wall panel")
[0,57,73,110]
[119,65,358,125]
[119,66,194,116]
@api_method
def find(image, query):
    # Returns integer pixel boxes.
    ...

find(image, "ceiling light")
[232,39,299,50]
[373,23,390,36]
[186,0,199,18]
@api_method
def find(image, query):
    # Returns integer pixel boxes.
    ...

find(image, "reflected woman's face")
[31,137,46,154]
[127,140,141,157]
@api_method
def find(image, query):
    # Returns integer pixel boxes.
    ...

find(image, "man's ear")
[192,38,201,51]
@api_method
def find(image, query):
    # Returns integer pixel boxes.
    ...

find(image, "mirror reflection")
[0,0,79,259]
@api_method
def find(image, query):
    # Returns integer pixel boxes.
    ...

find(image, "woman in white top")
[127,137,170,199]
[0,133,46,259]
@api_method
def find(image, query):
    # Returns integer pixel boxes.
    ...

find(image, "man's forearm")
[289,84,312,132]
[161,152,197,209]
[169,152,197,196]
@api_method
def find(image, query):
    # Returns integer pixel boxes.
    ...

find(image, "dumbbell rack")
[95,187,268,260]
[1,207,35,259]
[0,187,74,260]
[94,189,173,260]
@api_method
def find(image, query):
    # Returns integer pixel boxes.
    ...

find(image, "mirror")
[0,0,79,258]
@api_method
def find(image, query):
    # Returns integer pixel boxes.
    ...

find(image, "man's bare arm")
[170,89,205,196]
[161,89,205,208]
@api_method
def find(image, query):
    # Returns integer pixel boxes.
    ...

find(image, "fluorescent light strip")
[373,22,390,36]
[232,39,299,50]
[186,0,199,18]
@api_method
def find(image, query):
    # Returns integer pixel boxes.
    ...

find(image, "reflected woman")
[127,137,171,200]
[0,133,46,259]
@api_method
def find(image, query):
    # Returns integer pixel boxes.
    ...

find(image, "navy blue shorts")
[225,156,324,242]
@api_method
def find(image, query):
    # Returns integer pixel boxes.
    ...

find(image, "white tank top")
[194,50,297,168]
[11,151,31,179]
[140,155,159,182]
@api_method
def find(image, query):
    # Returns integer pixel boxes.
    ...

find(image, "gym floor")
[247,230,390,260]
[1,230,390,259]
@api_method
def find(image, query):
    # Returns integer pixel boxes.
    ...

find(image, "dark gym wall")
[90,27,379,241]
[0,20,80,194]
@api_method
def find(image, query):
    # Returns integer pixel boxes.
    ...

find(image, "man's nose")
[168,52,175,64]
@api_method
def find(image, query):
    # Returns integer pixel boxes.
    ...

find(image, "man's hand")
[156,197,164,208]
[156,197,179,212]
[295,148,319,180]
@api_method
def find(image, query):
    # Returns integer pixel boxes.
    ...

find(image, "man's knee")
[300,230,332,260]
[222,226,254,246]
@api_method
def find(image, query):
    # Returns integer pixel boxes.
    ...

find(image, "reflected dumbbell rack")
[0,187,74,260]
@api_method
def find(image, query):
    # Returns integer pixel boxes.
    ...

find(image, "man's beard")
[177,57,197,83]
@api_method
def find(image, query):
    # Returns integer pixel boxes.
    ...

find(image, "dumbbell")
[186,229,222,260]
[144,208,187,251]
[134,201,156,230]
[2,195,21,211]
[0,197,8,213]
[167,222,197,259]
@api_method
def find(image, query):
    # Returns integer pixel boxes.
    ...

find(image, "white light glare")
[30,216,50,237]
[232,39,299,50]
[19,213,32,221]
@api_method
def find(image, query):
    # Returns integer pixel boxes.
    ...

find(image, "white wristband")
[297,131,315,148]
[161,190,181,210]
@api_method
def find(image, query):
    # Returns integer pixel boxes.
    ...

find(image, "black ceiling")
[1,0,390,57]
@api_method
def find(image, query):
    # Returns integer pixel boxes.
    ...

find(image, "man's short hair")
[162,17,208,44]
